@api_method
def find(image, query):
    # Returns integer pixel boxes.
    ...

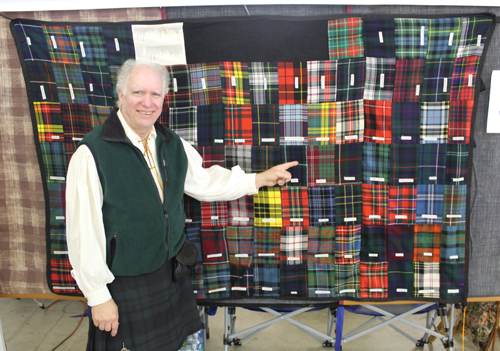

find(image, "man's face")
[118,65,164,138]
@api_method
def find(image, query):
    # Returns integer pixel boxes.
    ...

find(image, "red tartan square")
[201,201,228,227]
[448,100,473,144]
[225,104,253,145]
[278,62,307,105]
[388,185,417,225]
[281,187,310,228]
[364,100,392,144]
[362,184,388,226]
[360,262,388,298]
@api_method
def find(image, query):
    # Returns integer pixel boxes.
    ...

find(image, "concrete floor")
[0,297,478,351]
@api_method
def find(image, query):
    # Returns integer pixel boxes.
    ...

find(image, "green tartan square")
[427,18,461,59]
[52,63,88,104]
[363,142,391,185]
[440,225,465,264]
[335,184,363,226]
[443,185,466,226]
[457,15,493,58]
[308,103,336,145]
[72,26,108,66]
[169,106,197,147]
[308,226,335,264]
[254,227,281,264]
[395,18,429,59]
[50,229,68,259]
[308,264,336,297]
[328,17,364,59]
[43,25,80,64]
[335,262,360,298]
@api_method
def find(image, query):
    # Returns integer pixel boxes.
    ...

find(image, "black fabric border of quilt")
[8,12,497,305]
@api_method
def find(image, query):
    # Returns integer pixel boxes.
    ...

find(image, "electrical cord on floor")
[462,305,467,351]
[47,300,88,351]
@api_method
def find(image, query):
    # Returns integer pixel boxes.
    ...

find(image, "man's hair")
[115,59,170,108]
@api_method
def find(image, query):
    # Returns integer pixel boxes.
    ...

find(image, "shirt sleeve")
[66,145,115,306]
[182,138,258,202]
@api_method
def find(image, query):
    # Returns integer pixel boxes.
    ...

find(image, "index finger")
[279,161,299,170]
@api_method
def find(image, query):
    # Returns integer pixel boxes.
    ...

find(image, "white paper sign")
[487,71,500,133]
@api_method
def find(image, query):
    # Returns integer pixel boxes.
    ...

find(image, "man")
[66,59,297,350]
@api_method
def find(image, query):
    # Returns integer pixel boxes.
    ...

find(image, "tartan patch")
[254,264,280,296]
[364,100,392,143]
[335,262,360,298]
[252,105,279,146]
[394,18,429,59]
[52,63,88,104]
[421,59,455,102]
[183,195,201,227]
[185,226,203,264]
[443,185,467,226]
[336,99,365,143]
[440,225,465,264]
[391,102,420,144]
[220,62,250,105]
[281,227,308,264]
[279,104,308,145]
[227,196,254,227]
[307,145,336,187]
[363,57,396,101]
[41,141,68,182]
[360,224,387,262]
[225,104,252,145]
[230,265,254,297]
[416,184,444,225]
[335,184,363,226]
[328,17,364,59]
[191,265,205,299]
[362,18,396,58]
[80,65,114,107]
[34,102,64,141]
[254,227,281,265]
[391,144,420,184]
[308,103,336,145]
[50,259,80,294]
[414,224,441,262]
[203,263,231,298]
[307,264,336,297]
[248,62,279,105]
[89,105,114,129]
[440,262,465,300]
[50,229,68,258]
[226,226,254,266]
[450,56,479,101]
[42,25,80,64]
[197,146,225,168]
[419,144,447,184]
[448,100,473,144]
[61,103,92,139]
[63,142,77,166]
[414,261,440,298]
[387,225,414,262]
[363,142,391,185]
[278,62,307,105]
[107,65,119,101]
[388,261,414,298]
[445,144,468,184]
[101,25,135,66]
[336,58,365,101]
[307,61,338,103]
[362,184,388,226]
[281,187,310,228]
[457,15,493,58]
[189,62,222,106]
[25,61,59,103]
[169,106,197,146]
[421,102,449,144]
[253,188,283,228]
[197,104,225,146]
[360,262,388,299]
[72,26,108,66]
[166,64,192,108]
[307,187,336,228]
[251,146,280,173]
[13,22,52,61]
[393,59,426,102]
[427,18,461,59]
[225,145,252,173]
[48,182,66,228]
[280,145,308,187]
[281,263,307,297]
[308,226,335,264]
[200,227,229,264]
[388,185,417,225]
[335,142,363,185]
[201,201,228,227]
[335,225,361,265]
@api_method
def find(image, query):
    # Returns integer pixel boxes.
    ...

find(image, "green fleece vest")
[79,110,188,276]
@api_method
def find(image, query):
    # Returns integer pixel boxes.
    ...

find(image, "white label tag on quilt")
[448,289,460,294]
[372,136,384,141]
[371,288,383,292]
[321,76,325,90]
[185,218,192,223]
[453,177,465,182]
[210,216,219,220]
[446,214,462,218]
[380,73,385,88]
[448,32,454,46]
[290,218,303,222]
[234,139,245,143]
[318,219,329,223]
[235,254,249,258]
[73,137,83,141]
[68,83,75,100]
[345,135,358,140]
[295,77,299,89]
[209,288,227,294]
[316,179,326,184]
[233,217,249,222]
[379,31,384,43]
[370,177,385,182]
[173,78,178,92]
[397,288,408,293]
[40,85,46,100]
[395,215,407,219]
[344,177,356,181]
[340,289,356,294]
[214,139,224,143]
[54,250,68,255]
[443,78,448,92]
[369,253,379,257]
[55,216,65,220]
[50,36,57,49]
[262,287,273,291]
[27,37,32,45]
[419,289,435,294]
[395,253,404,257]
[51,135,60,140]
[262,138,275,143]
[79,42,86,57]
[420,26,425,46]
[261,218,276,223]
[344,254,353,259]
[344,217,357,222]
[114,38,120,51]
[290,291,298,295]
[429,176,438,181]
[232,287,247,291]
[450,255,459,260]
[264,77,267,91]
[369,215,381,219]
[350,74,355,86]
[399,179,414,183]
[415,84,420,96]
[201,78,207,90]
[288,257,300,261]
[207,253,222,258]
[231,76,236,87]
[285,136,305,141]
[315,290,331,294]
[468,74,473,87]
[315,253,329,258]
[50,176,65,181]
[291,178,299,183]
[423,252,433,257]
[453,136,465,141]
[422,214,438,219]
[401,136,412,141]
[477,35,482,46]
[317,137,329,142]
[258,253,275,256]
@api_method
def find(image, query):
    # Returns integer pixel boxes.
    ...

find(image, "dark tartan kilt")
[87,259,201,351]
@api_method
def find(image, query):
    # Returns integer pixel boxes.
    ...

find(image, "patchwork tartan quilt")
[10,13,495,303]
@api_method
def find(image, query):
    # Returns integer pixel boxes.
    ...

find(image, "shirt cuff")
[245,173,258,195]
[85,286,113,307]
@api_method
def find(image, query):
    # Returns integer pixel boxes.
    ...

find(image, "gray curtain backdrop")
[165,5,500,298]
